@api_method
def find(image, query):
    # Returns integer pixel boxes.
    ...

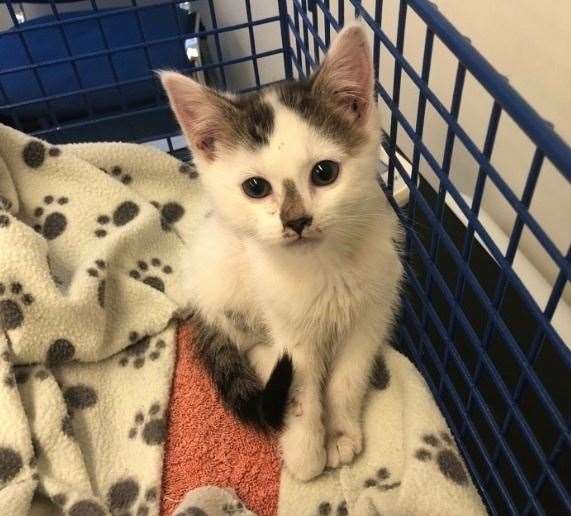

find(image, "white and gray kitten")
[161,23,403,481]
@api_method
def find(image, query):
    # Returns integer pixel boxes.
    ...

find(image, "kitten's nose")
[285,216,313,236]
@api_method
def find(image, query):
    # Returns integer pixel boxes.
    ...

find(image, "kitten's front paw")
[281,423,326,481]
[326,427,363,469]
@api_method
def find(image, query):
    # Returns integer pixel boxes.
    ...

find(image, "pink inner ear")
[313,24,373,120]
[160,71,230,160]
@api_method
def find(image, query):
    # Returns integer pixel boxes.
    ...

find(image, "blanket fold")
[0,123,198,515]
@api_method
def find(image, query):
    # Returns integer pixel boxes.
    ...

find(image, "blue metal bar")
[206,0,227,88]
[397,324,500,514]
[406,0,571,177]
[461,148,545,436]
[0,17,280,77]
[483,248,571,488]
[310,0,321,65]
[374,78,570,362]
[301,0,312,77]
[277,0,293,79]
[372,0,383,82]
[30,76,284,139]
[443,101,502,392]
[3,0,59,127]
[244,0,261,89]
[128,0,162,103]
[523,432,569,515]
[15,49,283,115]
[348,1,570,273]
[389,179,568,512]
[323,0,331,47]
[47,0,96,117]
[404,26,434,266]
[292,0,304,77]
[379,116,570,433]
[386,0,408,192]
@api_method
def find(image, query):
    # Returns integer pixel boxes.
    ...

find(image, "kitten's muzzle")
[284,216,313,236]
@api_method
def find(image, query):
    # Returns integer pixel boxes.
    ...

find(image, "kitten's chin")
[282,235,322,250]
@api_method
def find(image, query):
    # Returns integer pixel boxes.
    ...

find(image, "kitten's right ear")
[160,71,233,161]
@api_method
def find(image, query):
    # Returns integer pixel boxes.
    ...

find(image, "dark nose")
[285,216,313,236]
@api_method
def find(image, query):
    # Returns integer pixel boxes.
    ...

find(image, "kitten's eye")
[242,177,272,198]
[311,160,340,186]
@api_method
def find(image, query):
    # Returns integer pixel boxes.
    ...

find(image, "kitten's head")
[161,23,381,252]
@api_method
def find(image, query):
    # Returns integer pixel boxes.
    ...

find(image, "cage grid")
[0,0,569,514]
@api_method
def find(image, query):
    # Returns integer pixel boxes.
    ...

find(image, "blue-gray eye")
[242,177,272,198]
[311,160,340,186]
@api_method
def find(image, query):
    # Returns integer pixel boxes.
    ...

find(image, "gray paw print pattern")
[52,495,105,516]
[63,384,98,414]
[363,466,401,491]
[86,260,106,308]
[107,477,157,515]
[101,165,133,185]
[150,200,185,231]
[415,432,469,486]
[94,200,140,238]
[316,500,348,515]
[128,402,166,446]
[129,258,173,293]
[0,195,12,228]
[0,446,24,484]
[179,162,199,180]
[119,334,166,368]
[32,195,69,240]
[0,282,34,330]
[22,140,61,169]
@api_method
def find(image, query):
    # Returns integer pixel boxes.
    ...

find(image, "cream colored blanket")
[0,123,485,516]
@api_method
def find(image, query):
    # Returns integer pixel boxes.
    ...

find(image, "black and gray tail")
[193,315,293,431]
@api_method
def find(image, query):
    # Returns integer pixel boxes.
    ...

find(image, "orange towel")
[161,321,282,516]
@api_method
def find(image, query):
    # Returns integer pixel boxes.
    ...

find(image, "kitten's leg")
[325,320,384,468]
[279,340,327,481]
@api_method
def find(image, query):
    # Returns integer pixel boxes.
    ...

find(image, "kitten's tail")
[193,315,293,431]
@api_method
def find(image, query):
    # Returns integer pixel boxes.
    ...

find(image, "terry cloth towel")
[0,123,197,515]
[165,324,487,516]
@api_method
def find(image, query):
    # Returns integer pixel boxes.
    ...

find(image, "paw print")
[128,402,166,445]
[179,162,199,179]
[94,200,140,238]
[0,282,34,330]
[101,165,133,185]
[0,196,12,229]
[107,477,158,515]
[129,258,173,293]
[316,500,348,515]
[33,195,68,240]
[118,333,166,368]
[415,432,469,486]
[22,140,60,169]
[86,260,106,308]
[150,200,185,231]
[363,466,401,491]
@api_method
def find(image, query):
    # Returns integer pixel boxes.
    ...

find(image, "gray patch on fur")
[277,80,366,154]
[227,93,275,149]
[280,179,307,226]
[224,310,252,333]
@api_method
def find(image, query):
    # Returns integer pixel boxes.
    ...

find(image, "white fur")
[166,23,403,481]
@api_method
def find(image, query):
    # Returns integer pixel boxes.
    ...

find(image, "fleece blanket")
[0,122,486,515]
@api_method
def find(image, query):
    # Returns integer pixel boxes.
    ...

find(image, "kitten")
[160,22,403,481]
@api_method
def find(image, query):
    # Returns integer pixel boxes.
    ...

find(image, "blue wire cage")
[1,0,569,513]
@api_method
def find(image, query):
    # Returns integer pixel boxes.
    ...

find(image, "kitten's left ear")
[311,22,373,122]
